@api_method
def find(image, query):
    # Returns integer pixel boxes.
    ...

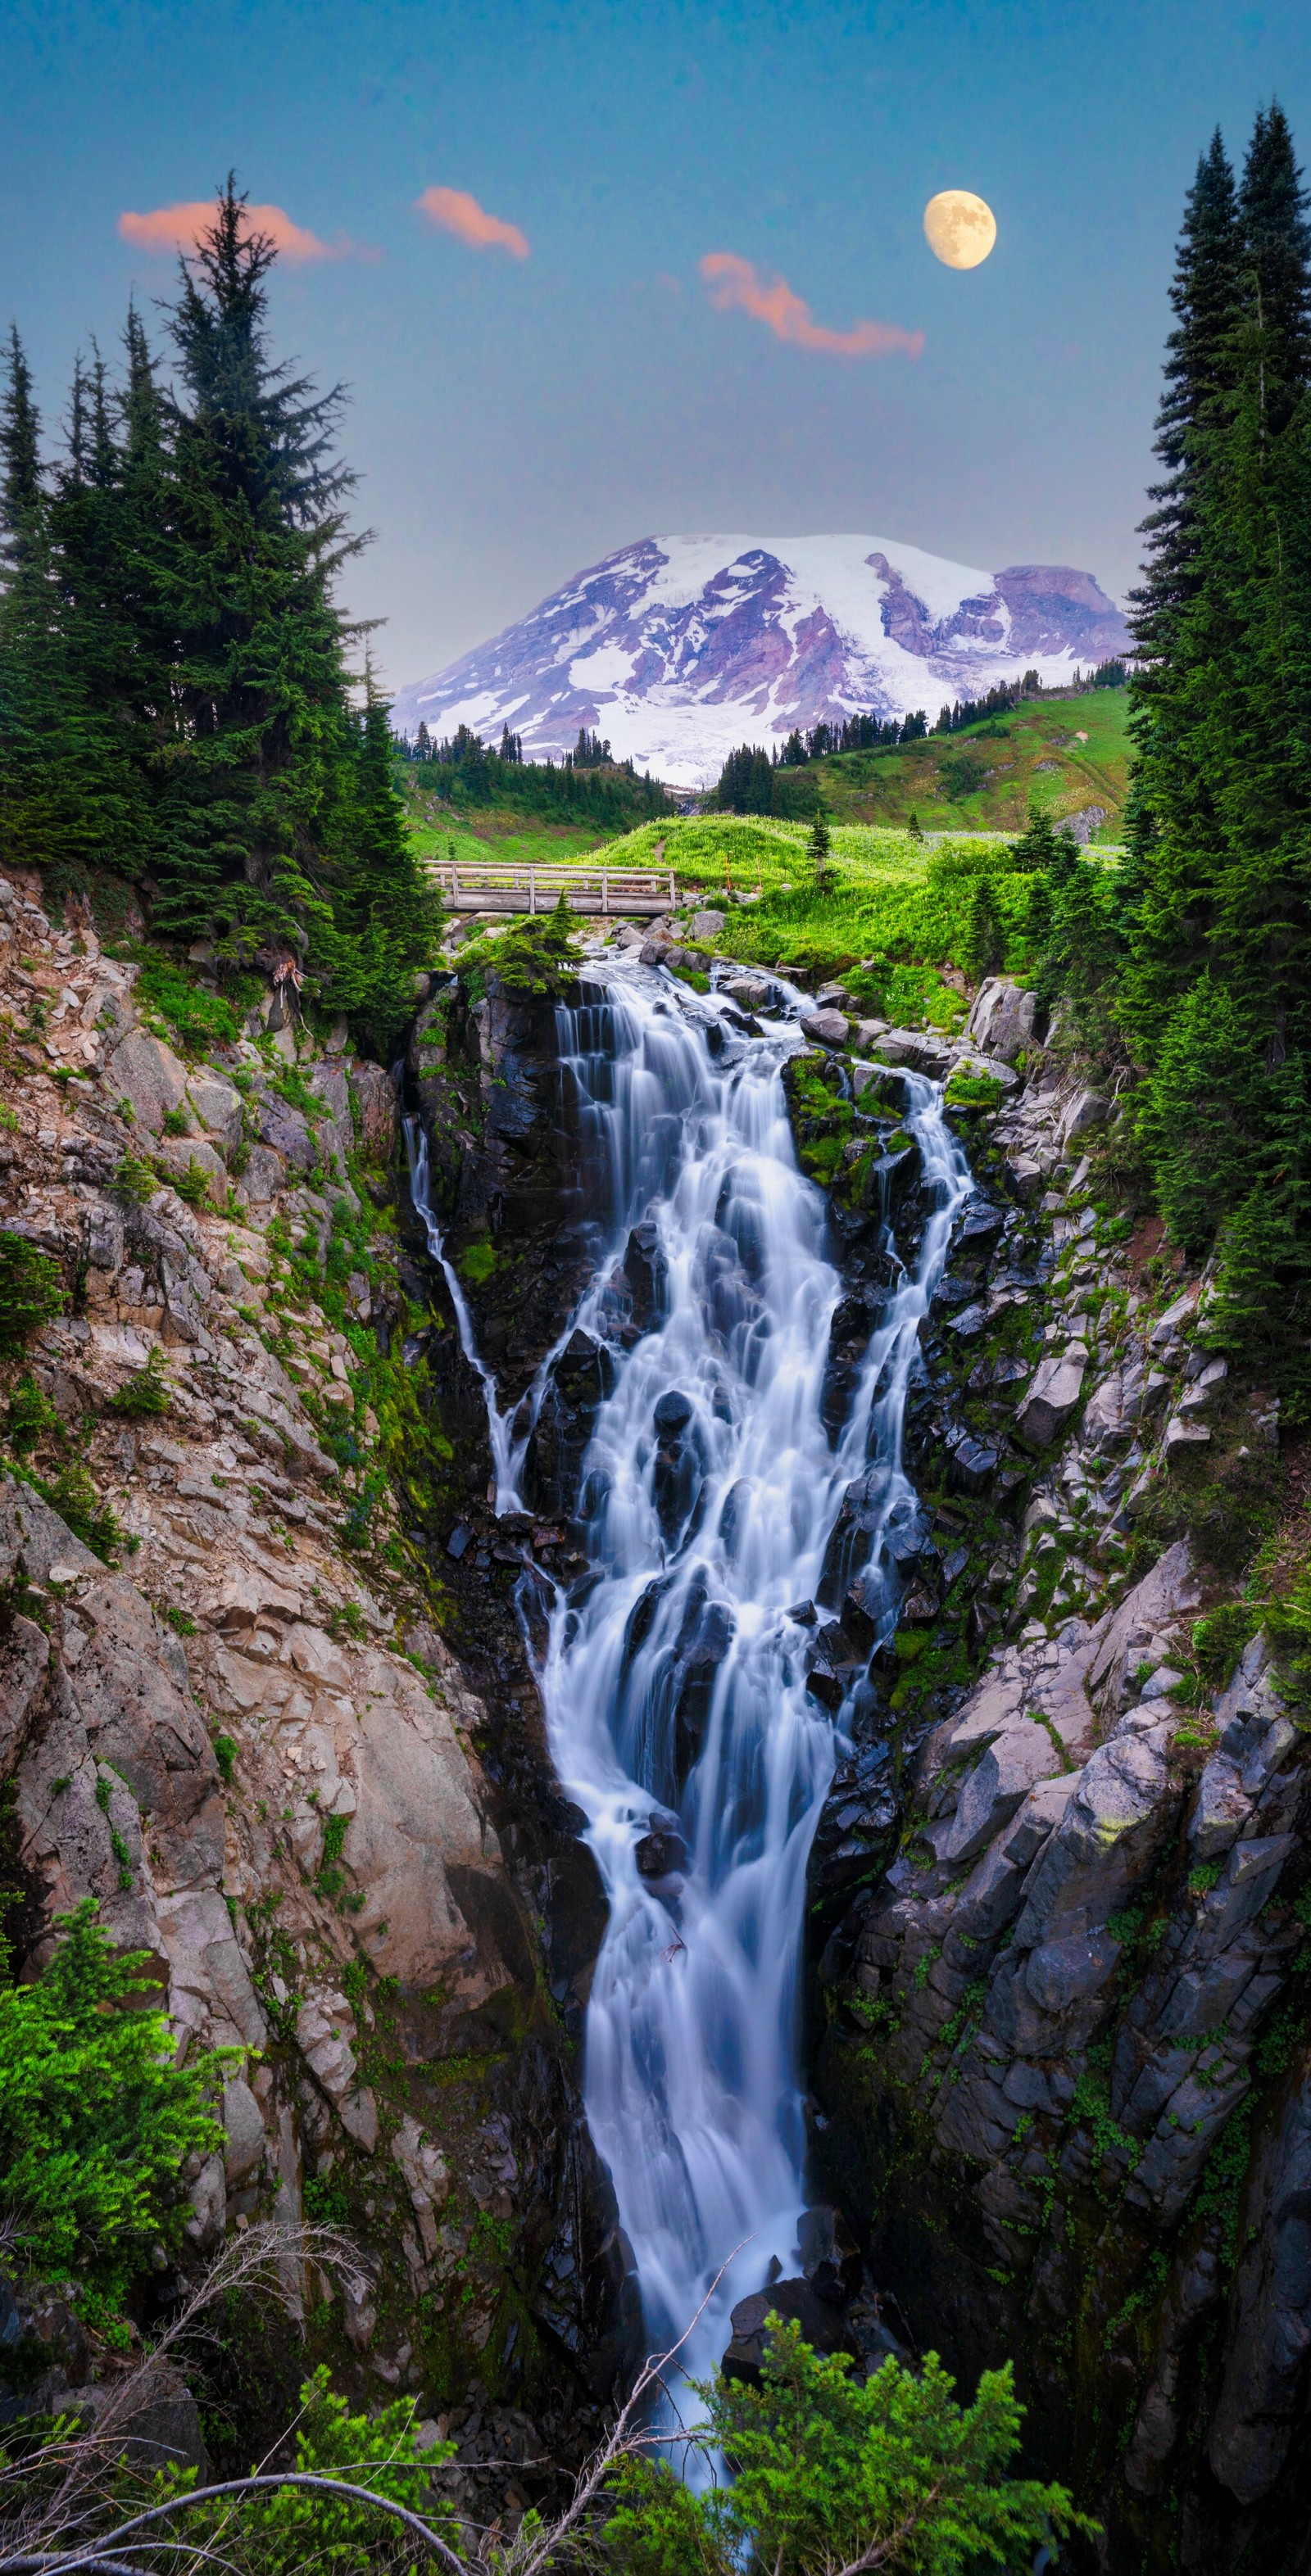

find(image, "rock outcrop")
[0,870,619,2488]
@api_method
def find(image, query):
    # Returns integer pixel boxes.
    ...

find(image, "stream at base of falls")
[408,964,973,2386]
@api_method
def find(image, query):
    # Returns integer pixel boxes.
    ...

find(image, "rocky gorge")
[2,864,1310,2574]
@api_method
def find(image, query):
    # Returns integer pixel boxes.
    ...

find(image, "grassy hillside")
[589,808,1126,1015]
[798,686,1131,838]
[400,767,611,872]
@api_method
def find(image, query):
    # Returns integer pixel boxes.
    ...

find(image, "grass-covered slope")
[800,686,1131,838]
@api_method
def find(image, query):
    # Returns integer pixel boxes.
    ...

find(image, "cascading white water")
[406,965,973,2379]
[530,971,974,2378]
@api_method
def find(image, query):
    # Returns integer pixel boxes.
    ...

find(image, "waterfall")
[407,966,973,2380]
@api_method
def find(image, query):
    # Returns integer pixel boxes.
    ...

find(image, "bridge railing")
[424,859,677,917]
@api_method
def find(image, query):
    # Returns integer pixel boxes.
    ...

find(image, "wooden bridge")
[424,858,676,917]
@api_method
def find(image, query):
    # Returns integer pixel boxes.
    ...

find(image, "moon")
[923,189,997,269]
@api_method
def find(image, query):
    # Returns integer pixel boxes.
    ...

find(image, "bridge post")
[529,869,536,916]
[602,868,609,916]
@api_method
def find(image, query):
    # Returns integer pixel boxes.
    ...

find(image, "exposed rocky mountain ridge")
[393,535,1132,788]
[0,867,626,2507]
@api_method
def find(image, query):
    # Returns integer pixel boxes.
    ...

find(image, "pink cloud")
[117,201,355,265]
[415,186,528,258]
[699,252,923,359]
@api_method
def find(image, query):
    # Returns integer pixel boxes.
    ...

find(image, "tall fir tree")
[324,686,443,1053]
[152,176,361,961]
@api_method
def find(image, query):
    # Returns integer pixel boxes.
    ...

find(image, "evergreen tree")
[150,176,361,962]
[809,806,832,891]
[324,689,443,1054]
[962,877,1002,983]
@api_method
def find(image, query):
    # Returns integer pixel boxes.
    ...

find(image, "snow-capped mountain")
[392,534,1131,789]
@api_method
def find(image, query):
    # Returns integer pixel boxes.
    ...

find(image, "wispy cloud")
[699,252,923,359]
[117,201,356,265]
[415,186,528,258]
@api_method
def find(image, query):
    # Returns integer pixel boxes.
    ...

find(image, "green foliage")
[458,1237,497,1285]
[161,1105,192,1137]
[108,1345,171,1417]
[1191,1600,1261,1682]
[5,1369,59,1455]
[111,1151,158,1207]
[131,954,249,1055]
[0,187,439,1048]
[457,890,583,997]
[1136,978,1269,1253]
[169,1155,217,1209]
[212,1733,238,1784]
[152,2364,460,2574]
[0,1229,66,1356]
[0,1900,226,2297]
[602,2323,1093,2575]
[41,1459,123,1561]
[943,1068,1005,1116]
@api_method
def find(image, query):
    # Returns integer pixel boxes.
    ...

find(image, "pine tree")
[0,329,109,877]
[152,176,361,962]
[809,807,832,892]
[325,689,443,1053]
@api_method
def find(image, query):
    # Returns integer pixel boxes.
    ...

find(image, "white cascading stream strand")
[520,969,974,2379]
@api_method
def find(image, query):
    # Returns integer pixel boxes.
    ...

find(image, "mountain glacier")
[392,533,1131,789]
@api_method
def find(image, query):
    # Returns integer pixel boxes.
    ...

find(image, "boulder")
[222,2076,268,2185]
[950,1048,1020,1092]
[941,1720,1064,1864]
[966,976,1039,1064]
[722,2277,859,2383]
[1059,1088,1111,1144]
[623,1221,668,1333]
[1014,1354,1086,1449]
[1082,1360,1146,1453]
[1005,1152,1045,1202]
[187,1068,243,1148]
[688,909,725,940]
[349,1062,399,1162]
[107,1030,189,1135]
[724,973,770,1011]
[873,1029,953,1078]
[800,1008,850,1048]
[1164,1413,1211,1465]
[1190,1756,1253,1859]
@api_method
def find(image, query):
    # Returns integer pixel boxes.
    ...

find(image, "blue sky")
[2,0,1308,690]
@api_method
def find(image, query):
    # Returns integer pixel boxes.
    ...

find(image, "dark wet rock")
[669,1595,735,1777]
[805,1622,866,1709]
[654,1389,694,1433]
[816,1469,891,1609]
[522,1330,616,1520]
[652,1395,705,1543]
[723,2277,860,2383]
[798,2203,864,2306]
[821,1292,889,1445]
[635,1824,687,1878]
[622,1222,668,1333]
[718,1478,751,1561]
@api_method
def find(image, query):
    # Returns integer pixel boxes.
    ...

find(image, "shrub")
[108,1346,171,1418]
[169,1156,216,1209]
[0,1901,227,2298]
[150,2365,459,2574]
[601,2319,1094,2575]
[457,891,583,997]
[111,1151,158,1206]
[161,1105,192,1137]
[129,953,252,1056]
[5,1370,59,1455]
[0,1230,66,1356]
[945,1068,1006,1115]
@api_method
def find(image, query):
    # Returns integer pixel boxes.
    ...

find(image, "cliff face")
[797,987,1311,2574]
[0,867,622,2494]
